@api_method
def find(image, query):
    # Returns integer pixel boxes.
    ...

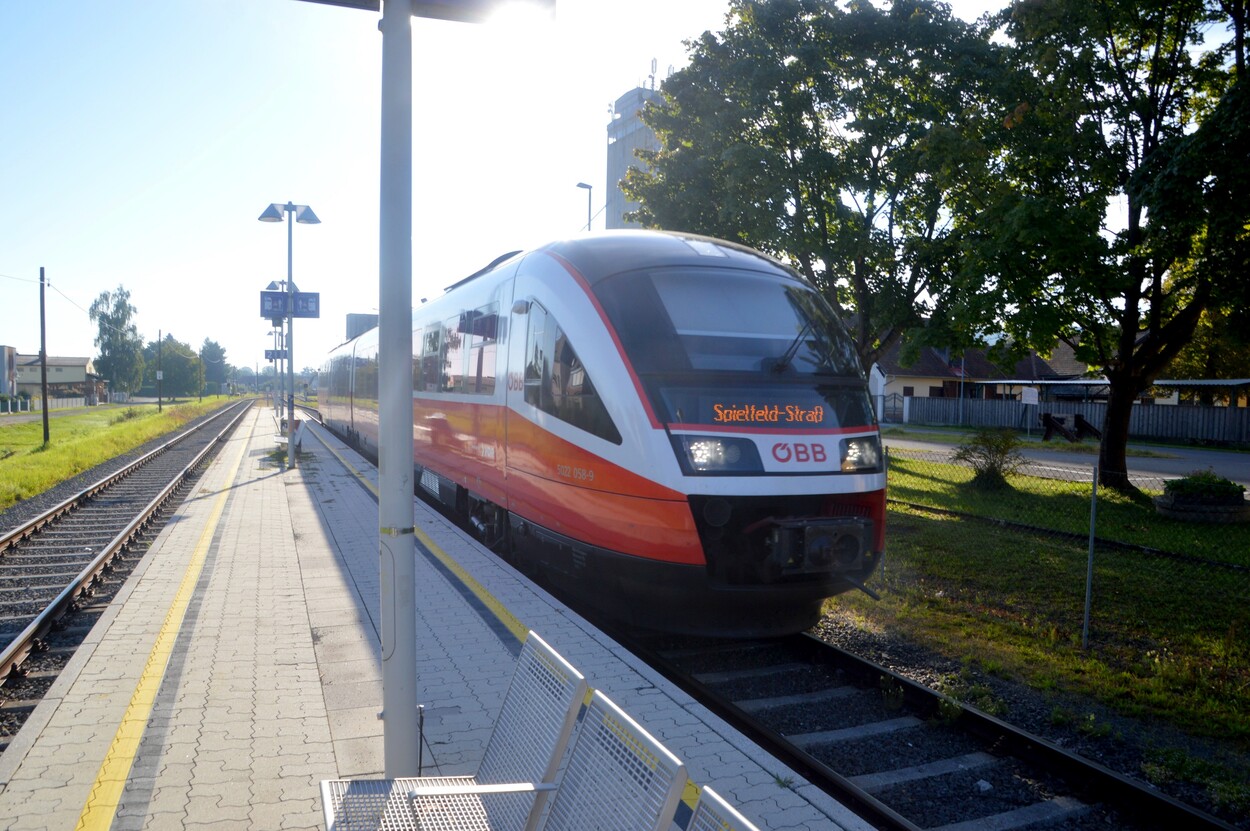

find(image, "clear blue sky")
[0,0,992,378]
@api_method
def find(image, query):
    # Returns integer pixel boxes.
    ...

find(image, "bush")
[1164,469,1246,501]
[110,407,145,425]
[952,428,1026,490]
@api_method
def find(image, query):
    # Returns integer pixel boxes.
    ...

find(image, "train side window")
[420,326,443,392]
[443,315,466,392]
[523,301,621,444]
[464,304,498,395]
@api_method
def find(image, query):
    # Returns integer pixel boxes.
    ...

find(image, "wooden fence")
[881,396,1250,445]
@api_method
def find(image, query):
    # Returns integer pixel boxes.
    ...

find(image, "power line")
[0,271,40,284]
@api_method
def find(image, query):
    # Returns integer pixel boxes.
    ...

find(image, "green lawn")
[0,398,238,513]
[886,452,1250,564]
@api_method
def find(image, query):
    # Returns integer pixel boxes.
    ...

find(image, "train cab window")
[523,301,621,444]
[593,267,876,436]
[595,268,861,377]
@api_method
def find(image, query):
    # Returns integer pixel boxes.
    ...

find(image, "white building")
[605,86,662,229]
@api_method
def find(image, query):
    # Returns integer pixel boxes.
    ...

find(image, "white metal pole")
[286,205,297,470]
[378,0,419,778]
[1082,455,1098,649]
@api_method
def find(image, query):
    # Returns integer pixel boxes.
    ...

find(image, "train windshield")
[594,267,875,431]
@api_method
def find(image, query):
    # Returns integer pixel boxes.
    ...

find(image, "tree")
[89,285,145,395]
[143,334,199,399]
[234,364,256,394]
[200,338,228,395]
[972,0,1247,491]
[622,0,1003,370]
[1159,308,1250,404]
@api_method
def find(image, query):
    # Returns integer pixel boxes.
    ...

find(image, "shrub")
[110,407,145,425]
[952,428,1026,490]
[1164,469,1246,500]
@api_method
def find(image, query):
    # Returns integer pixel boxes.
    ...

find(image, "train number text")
[556,463,595,482]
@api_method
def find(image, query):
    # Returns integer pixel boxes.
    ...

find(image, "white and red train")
[319,230,885,636]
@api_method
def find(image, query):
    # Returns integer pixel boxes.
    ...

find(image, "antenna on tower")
[649,57,657,90]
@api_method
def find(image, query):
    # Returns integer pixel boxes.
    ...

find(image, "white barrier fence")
[878,394,1250,444]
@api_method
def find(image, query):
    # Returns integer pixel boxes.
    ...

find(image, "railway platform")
[0,404,870,831]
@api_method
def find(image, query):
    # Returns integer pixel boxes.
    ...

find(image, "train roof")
[441,230,800,295]
[538,230,800,286]
[331,232,807,354]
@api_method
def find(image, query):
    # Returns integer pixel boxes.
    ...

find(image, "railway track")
[0,400,252,752]
[628,632,1238,831]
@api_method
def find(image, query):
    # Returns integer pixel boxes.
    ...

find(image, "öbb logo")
[771,442,827,463]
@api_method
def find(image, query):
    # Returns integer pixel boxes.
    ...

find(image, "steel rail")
[789,633,1240,831]
[0,408,233,555]
[0,401,251,684]
[628,631,1239,831]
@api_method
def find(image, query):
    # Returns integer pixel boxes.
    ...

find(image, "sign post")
[259,283,318,464]
[1021,386,1039,437]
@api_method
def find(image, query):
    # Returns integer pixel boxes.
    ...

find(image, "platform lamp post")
[258,202,319,470]
[292,0,554,780]
[576,181,592,231]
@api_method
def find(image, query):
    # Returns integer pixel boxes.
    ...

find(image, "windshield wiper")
[770,320,813,374]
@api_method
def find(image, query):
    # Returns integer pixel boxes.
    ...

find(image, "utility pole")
[157,330,162,413]
[39,267,49,445]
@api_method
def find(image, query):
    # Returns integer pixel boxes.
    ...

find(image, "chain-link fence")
[874,446,1249,737]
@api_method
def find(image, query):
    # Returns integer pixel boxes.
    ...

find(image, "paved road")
[885,432,1249,488]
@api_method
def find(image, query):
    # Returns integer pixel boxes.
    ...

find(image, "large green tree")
[973,0,1247,490]
[623,0,1002,370]
[88,285,145,395]
[200,338,228,394]
[143,334,200,399]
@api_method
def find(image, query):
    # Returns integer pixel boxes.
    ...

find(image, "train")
[318,230,886,636]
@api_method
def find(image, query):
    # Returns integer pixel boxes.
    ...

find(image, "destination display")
[712,403,826,424]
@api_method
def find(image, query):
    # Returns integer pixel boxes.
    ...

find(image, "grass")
[886,452,1250,563]
[0,398,236,513]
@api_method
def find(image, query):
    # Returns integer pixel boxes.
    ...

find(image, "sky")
[0,0,994,380]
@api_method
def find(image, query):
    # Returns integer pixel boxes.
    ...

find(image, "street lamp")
[576,182,592,232]
[258,201,320,470]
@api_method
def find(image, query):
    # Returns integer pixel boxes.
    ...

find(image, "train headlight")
[839,435,882,472]
[672,435,764,475]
